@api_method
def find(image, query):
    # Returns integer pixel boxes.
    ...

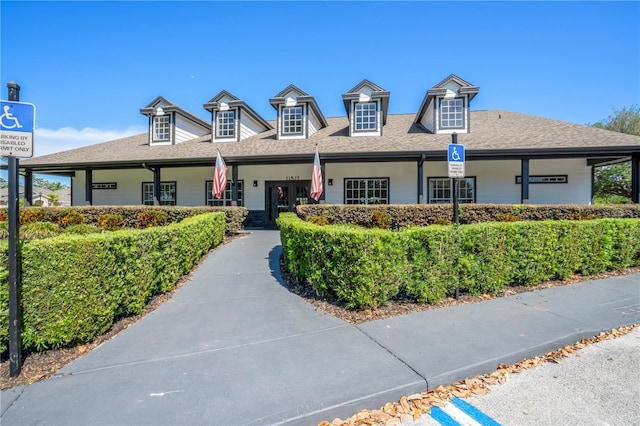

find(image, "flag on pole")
[212,150,227,200]
[310,146,323,202]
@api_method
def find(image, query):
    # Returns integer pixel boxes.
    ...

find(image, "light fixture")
[328,178,333,186]
[253,180,258,187]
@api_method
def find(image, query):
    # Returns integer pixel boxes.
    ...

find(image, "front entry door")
[266,181,311,228]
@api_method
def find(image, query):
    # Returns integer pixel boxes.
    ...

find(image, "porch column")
[632,154,640,204]
[24,171,33,206]
[417,155,425,203]
[85,169,93,205]
[521,159,530,204]
[153,167,161,206]
[590,165,595,205]
[231,164,238,206]
[320,161,326,203]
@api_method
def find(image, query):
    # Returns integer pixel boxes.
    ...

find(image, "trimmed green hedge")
[0,206,247,234]
[0,212,225,353]
[278,213,640,309]
[296,204,640,229]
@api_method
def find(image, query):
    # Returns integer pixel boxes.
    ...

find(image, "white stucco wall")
[71,158,592,208]
[422,158,591,204]
[325,162,418,204]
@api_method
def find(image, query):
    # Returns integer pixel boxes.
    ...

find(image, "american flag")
[212,151,227,199]
[310,146,323,202]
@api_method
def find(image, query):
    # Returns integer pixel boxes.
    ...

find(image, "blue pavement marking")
[430,406,460,426]
[430,398,501,425]
[451,397,501,425]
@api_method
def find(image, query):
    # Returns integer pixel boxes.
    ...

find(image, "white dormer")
[414,74,479,134]
[342,80,390,137]
[140,96,210,146]
[269,85,327,140]
[204,91,272,143]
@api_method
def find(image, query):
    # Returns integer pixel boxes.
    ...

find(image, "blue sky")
[1,1,639,170]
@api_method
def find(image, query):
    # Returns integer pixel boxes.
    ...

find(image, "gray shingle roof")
[21,110,640,170]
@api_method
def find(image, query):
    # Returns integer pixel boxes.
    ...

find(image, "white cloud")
[33,126,146,157]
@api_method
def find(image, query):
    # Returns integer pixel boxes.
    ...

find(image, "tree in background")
[33,176,68,192]
[591,105,639,204]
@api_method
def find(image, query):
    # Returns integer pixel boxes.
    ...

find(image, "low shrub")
[0,212,226,353]
[21,222,62,239]
[278,213,640,309]
[20,208,46,225]
[0,206,248,235]
[99,213,124,231]
[59,209,85,227]
[307,216,329,226]
[63,224,103,236]
[370,210,392,229]
[137,210,168,228]
[297,204,640,228]
[0,222,7,239]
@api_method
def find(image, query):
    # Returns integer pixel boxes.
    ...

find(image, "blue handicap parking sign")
[448,143,465,163]
[0,101,35,133]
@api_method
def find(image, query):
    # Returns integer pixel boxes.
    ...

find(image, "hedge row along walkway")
[2,230,639,425]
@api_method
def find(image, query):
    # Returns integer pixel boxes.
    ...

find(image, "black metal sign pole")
[452,132,459,225]
[7,81,22,377]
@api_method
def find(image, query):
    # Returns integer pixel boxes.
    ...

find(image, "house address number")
[92,182,118,190]
[285,176,300,181]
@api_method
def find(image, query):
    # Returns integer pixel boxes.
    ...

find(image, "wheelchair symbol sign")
[0,101,35,132]
[1,100,36,158]
[448,144,465,163]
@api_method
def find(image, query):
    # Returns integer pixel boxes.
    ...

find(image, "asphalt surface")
[2,230,639,425]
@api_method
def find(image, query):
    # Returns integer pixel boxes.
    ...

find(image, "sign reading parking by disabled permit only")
[448,143,465,178]
[0,100,36,158]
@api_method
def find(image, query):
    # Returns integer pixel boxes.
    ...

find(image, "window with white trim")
[428,177,475,203]
[142,182,176,206]
[282,106,303,135]
[216,110,236,138]
[354,102,377,131]
[153,115,170,141]
[345,178,389,204]
[440,98,464,129]
[206,180,243,206]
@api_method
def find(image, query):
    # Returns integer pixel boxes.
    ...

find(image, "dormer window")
[141,96,210,145]
[342,80,389,137]
[216,110,236,138]
[413,74,479,134]
[205,91,272,143]
[354,102,377,132]
[282,106,303,135]
[269,85,327,140]
[153,115,170,142]
[440,98,464,128]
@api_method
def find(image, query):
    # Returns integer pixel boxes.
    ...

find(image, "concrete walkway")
[2,230,639,425]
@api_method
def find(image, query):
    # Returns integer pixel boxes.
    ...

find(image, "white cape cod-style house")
[19,74,640,227]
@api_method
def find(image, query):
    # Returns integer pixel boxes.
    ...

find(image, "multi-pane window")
[440,98,464,128]
[345,178,389,204]
[206,180,243,206]
[153,115,170,141]
[216,110,236,138]
[354,102,377,131]
[282,106,303,135]
[428,177,475,203]
[142,182,176,206]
